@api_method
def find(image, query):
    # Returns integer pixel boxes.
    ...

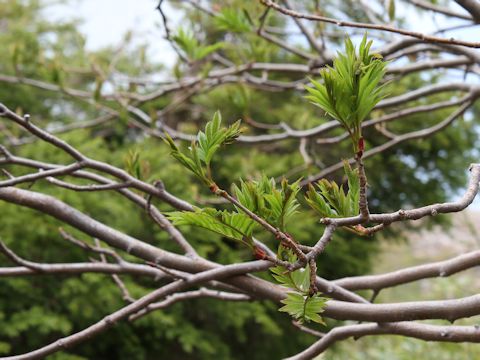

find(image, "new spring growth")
[305,34,388,155]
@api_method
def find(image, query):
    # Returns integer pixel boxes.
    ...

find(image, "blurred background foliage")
[0,0,479,358]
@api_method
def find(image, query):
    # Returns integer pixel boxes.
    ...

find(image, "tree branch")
[260,0,480,48]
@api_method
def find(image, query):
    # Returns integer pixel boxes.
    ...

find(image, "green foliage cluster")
[164,112,242,185]
[306,35,387,152]
[214,8,252,33]
[173,28,224,61]
[165,115,332,323]
[232,176,301,232]
[306,161,360,218]
[272,252,327,324]
[165,34,389,325]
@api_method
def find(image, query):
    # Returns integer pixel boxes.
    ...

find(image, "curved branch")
[455,0,480,23]
[0,262,166,279]
[0,187,195,271]
[0,102,193,211]
[1,261,270,360]
[286,322,480,360]
[320,161,480,228]
[129,287,251,321]
[407,0,473,21]
[324,293,480,322]
[260,0,480,49]
[335,249,480,291]
[0,186,289,303]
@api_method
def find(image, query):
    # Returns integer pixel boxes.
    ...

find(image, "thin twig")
[260,0,480,49]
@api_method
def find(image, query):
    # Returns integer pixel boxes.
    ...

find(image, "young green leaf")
[388,0,396,21]
[279,292,305,320]
[343,160,360,216]
[172,28,224,61]
[270,248,311,293]
[305,34,387,152]
[279,292,328,324]
[165,112,242,184]
[264,178,301,231]
[271,264,310,293]
[303,295,328,324]
[214,8,251,33]
[305,184,338,218]
[195,42,225,61]
[163,133,206,182]
[166,208,257,246]
[93,76,103,102]
[233,176,300,231]
[197,112,242,166]
[233,178,268,215]
[124,149,150,180]
[305,163,360,218]
[172,28,197,59]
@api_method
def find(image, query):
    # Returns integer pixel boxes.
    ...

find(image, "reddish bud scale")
[354,224,367,235]
[209,183,219,193]
[357,137,365,158]
[358,137,365,152]
[253,246,267,260]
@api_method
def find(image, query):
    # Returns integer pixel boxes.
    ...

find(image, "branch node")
[0,103,7,116]
[0,145,12,160]
[153,179,165,192]
[56,338,66,349]
[126,243,135,254]
[104,315,114,325]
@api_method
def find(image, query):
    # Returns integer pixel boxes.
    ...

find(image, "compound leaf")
[166,208,256,245]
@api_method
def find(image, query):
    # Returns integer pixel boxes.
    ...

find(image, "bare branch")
[129,287,251,321]
[287,322,480,360]
[46,178,133,192]
[335,249,480,291]
[0,162,85,188]
[324,293,480,322]
[0,238,167,279]
[291,320,325,338]
[0,263,165,278]
[2,260,269,359]
[407,0,473,21]
[455,0,480,23]
[260,0,480,49]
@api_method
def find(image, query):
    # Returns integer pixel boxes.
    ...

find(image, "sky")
[44,0,179,67]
